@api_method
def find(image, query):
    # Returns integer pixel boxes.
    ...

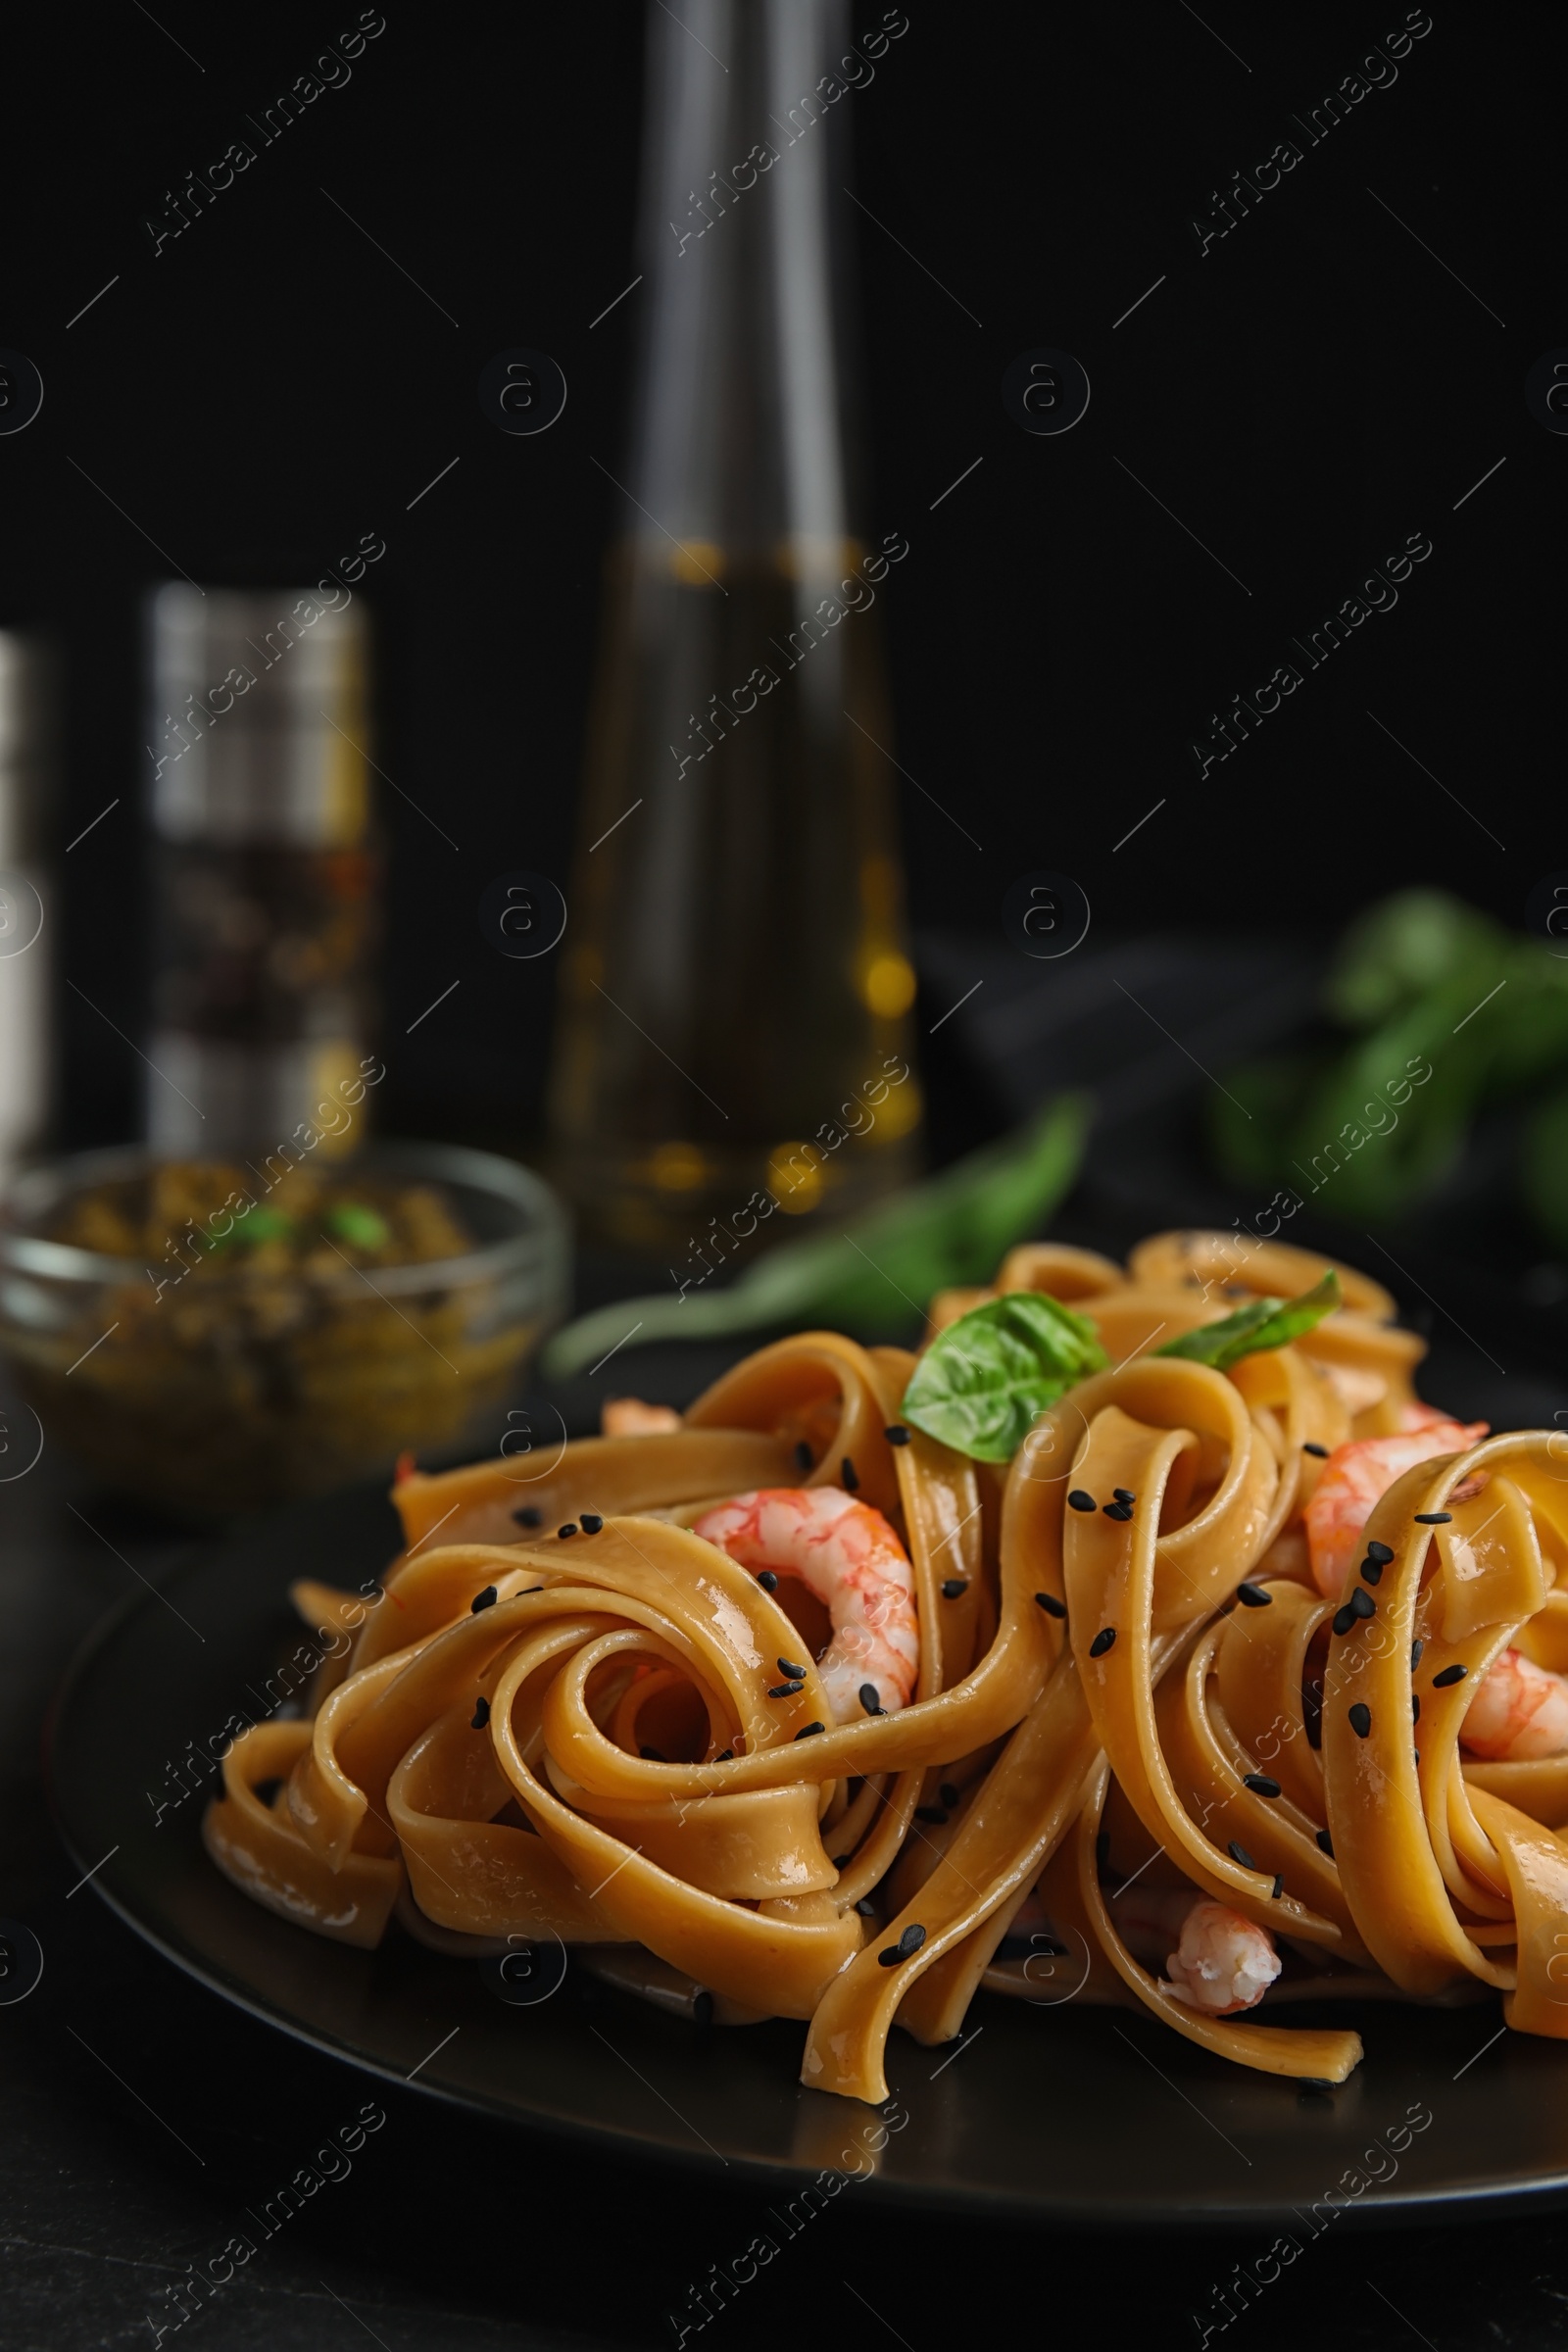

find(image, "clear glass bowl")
[0,1141,568,1518]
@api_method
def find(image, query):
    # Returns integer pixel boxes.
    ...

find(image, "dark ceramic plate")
[45,1476,1568,2229]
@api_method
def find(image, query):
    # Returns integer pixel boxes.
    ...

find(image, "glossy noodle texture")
[204,1231,1568,2102]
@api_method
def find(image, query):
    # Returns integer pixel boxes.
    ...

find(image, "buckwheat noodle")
[205,1232,1568,2101]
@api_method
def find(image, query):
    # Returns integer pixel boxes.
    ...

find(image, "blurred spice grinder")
[0,633,53,1186]
[143,581,379,1153]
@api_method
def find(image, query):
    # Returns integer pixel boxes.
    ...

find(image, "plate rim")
[41,1488,1568,2234]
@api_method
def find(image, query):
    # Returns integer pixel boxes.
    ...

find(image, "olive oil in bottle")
[548,0,920,1257]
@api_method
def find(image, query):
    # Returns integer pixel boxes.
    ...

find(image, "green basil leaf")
[901,1292,1109,1463]
[1154,1270,1341,1371]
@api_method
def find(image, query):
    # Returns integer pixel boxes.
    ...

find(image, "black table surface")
[7,1413,1568,2351]
[14,923,1568,2347]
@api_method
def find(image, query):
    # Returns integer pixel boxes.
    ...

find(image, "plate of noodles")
[48,1230,1568,2222]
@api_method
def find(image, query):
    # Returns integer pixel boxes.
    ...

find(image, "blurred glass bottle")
[548,0,920,1256]
[0,634,54,1184]
[144,582,379,1156]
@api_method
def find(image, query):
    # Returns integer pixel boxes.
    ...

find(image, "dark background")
[2,7,1563,2347]
[2,0,1544,1158]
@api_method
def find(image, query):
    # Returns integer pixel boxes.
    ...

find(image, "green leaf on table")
[1325,890,1508,1029]
[1154,1270,1341,1371]
[900,1292,1109,1463]
[540,1091,1090,1380]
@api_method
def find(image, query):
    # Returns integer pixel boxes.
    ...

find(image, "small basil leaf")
[902,1292,1109,1463]
[1155,1270,1341,1371]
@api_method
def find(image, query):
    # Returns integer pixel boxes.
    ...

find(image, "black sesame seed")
[1245,1773,1282,1798]
[1348,1702,1372,1739]
[767,1682,805,1699]
[856,1897,876,1916]
[915,1806,949,1825]
[1332,1603,1356,1637]
[512,1506,542,1528]
[580,1513,604,1534]
[884,1425,911,1446]
[778,1657,808,1681]
[877,1947,902,1967]
[1350,1587,1376,1620]
[858,1683,883,1716]
[1035,1592,1067,1619]
[1236,1582,1272,1608]
[795,1722,825,1740]
[1067,1490,1097,1513]
[1411,1641,1424,1672]
[898,1924,926,1956]
[1228,1841,1257,1870]
[1271,1875,1285,1900]
[757,1570,778,1592]
[1103,1501,1133,1522]
[1360,1556,1384,1586]
[1113,1489,1136,1505]
[1413,1749,1421,1768]
[941,1578,967,1599]
[639,1745,664,1761]
[841,1456,859,1493]
[1366,1541,1394,1564]
[1412,1694,1421,1724]
[1432,1663,1468,1689]
[470,1697,491,1730]
[940,1784,959,1808]
[1413,1512,1452,1525]
[1089,1627,1117,1658]
[1303,1442,1329,1458]
[795,1441,813,1472]
[558,1523,578,1539]
[1316,1828,1335,1858]
[470,1586,498,1614]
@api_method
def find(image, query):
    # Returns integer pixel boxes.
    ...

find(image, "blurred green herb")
[203,1204,299,1251]
[901,1292,1108,1461]
[325,1201,390,1250]
[1210,890,1568,1228]
[1522,1084,1568,1257]
[1155,1271,1340,1369]
[541,1092,1089,1380]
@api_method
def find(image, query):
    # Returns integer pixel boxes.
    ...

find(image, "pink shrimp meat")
[601,1397,682,1436]
[1304,1414,1488,1596]
[1112,1882,1281,2016]
[1458,1647,1568,1761]
[692,1486,918,1724]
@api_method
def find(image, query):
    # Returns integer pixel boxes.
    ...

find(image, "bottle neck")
[628,0,858,570]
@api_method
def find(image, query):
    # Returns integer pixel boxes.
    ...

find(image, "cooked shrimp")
[602,1397,682,1437]
[1401,1400,1461,1433]
[1304,1417,1488,1596]
[1459,1647,1568,1761]
[693,1487,918,1724]
[1111,1884,1281,2015]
